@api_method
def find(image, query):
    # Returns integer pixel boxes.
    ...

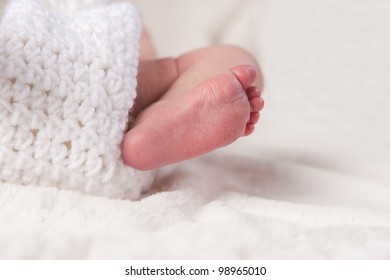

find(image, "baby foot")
[122,65,264,170]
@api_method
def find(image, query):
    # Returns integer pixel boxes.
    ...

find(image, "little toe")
[244,124,256,136]
[230,65,257,89]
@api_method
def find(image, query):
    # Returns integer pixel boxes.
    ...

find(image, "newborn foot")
[122,65,264,170]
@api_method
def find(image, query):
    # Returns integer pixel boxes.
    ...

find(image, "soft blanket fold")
[0,0,154,199]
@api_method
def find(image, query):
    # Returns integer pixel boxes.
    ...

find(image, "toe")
[249,112,260,125]
[246,86,264,112]
[230,65,257,89]
[244,112,261,136]
[247,86,261,99]
[249,96,264,112]
[244,124,256,136]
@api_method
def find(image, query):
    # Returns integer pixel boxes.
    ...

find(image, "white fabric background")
[1,0,389,259]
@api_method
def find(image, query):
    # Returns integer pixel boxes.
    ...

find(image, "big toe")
[230,65,257,89]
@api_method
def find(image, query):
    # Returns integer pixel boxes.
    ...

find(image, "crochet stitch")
[0,0,155,199]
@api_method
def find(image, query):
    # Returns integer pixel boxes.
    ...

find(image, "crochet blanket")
[1,0,390,259]
[0,0,154,199]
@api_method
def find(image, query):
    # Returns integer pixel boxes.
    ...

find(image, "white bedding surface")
[1,0,390,259]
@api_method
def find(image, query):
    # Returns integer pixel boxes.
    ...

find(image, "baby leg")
[132,58,178,117]
[139,29,156,61]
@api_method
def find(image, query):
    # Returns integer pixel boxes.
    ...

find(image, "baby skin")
[122,33,264,170]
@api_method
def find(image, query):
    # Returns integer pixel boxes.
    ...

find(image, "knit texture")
[0,0,155,199]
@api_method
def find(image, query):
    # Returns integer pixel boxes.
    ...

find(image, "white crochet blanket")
[1,0,390,259]
[0,0,154,199]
